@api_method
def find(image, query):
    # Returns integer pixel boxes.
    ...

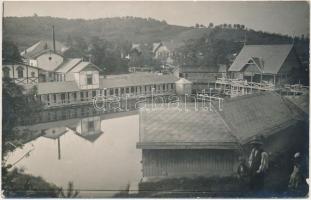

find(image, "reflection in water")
[6,112,141,197]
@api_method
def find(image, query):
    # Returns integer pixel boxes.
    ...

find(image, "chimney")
[52,25,56,53]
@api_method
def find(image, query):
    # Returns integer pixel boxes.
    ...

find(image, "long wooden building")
[137,92,307,178]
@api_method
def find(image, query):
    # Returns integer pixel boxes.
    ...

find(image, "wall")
[142,149,238,177]
[76,71,100,90]
[2,64,39,84]
[36,53,63,71]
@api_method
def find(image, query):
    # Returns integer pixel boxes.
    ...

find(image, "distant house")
[2,59,41,87]
[129,43,144,72]
[152,41,180,66]
[20,40,71,82]
[228,44,303,85]
[173,66,223,93]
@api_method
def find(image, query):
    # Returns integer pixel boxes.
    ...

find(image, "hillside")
[3,16,211,50]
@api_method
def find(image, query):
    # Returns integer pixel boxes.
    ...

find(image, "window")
[104,90,107,96]
[163,85,165,90]
[126,88,129,93]
[80,92,84,101]
[85,91,88,98]
[61,93,65,102]
[131,87,134,93]
[88,121,95,131]
[17,66,24,78]
[31,72,35,78]
[87,74,93,85]
[171,83,174,89]
[110,89,114,95]
[121,88,124,94]
[73,92,77,100]
[3,67,10,78]
[47,94,50,102]
[115,89,119,96]
[92,91,96,97]
[53,94,57,103]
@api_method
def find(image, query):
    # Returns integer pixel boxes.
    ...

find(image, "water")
[5,111,142,197]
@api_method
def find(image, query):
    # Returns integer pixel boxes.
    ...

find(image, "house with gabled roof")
[228,44,303,85]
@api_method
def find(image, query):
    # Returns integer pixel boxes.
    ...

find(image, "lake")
[5,111,142,197]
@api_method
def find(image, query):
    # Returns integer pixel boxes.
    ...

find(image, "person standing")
[288,152,308,196]
[248,139,269,191]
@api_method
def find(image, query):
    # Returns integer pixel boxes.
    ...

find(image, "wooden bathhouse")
[228,44,303,85]
[137,105,240,177]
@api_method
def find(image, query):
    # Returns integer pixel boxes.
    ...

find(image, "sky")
[3,1,310,37]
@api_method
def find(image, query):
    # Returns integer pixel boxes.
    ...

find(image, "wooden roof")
[216,92,300,144]
[228,44,295,74]
[137,104,239,149]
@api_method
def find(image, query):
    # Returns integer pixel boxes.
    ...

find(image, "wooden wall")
[142,149,239,177]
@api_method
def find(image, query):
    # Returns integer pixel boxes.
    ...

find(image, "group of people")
[237,137,308,195]
[237,138,269,191]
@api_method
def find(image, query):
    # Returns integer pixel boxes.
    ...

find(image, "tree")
[3,40,22,62]
[208,22,214,28]
[58,182,79,198]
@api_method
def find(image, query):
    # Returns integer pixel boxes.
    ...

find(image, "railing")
[216,78,276,91]
[13,77,39,85]
[43,90,177,109]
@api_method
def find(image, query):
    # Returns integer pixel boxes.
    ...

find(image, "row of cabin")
[36,73,179,108]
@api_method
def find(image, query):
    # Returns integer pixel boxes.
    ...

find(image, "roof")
[21,40,69,59]
[69,61,102,73]
[137,104,239,149]
[218,64,228,73]
[2,61,41,70]
[75,132,104,143]
[216,92,299,144]
[37,81,79,95]
[100,73,178,89]
[55,58,82,73]
[285,94,309,115]
[152,43,162,53]
[131,43,142,52]
[228,44,294,74]
[175,78,192,84]
[180,66,220,73]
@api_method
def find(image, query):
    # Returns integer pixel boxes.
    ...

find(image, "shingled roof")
[137,104,239,149]
[21,40,69,59]
[216,92,300,144]
[99,73,178,89]
[228,44,294,74]
[37,81,79,95]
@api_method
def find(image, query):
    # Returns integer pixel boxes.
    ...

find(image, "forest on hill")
[3,16,309,75]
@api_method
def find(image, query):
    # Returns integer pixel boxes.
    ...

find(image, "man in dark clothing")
[248,139,269,191]
[237,156,249,188]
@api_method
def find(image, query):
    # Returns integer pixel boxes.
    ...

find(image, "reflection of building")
[68,116,103,143]
[42,126,68,160]
[137,105,240,177]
